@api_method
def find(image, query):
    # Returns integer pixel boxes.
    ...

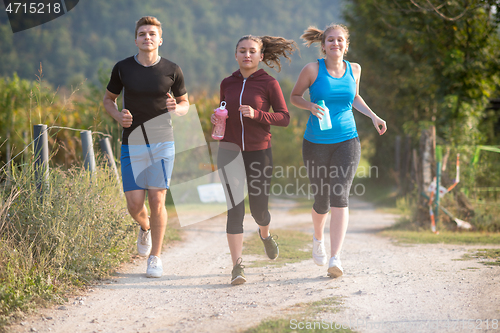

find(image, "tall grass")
[0,162,136,328]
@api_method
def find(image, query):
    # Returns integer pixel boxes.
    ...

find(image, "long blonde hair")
[235,35,298,72]
[301,24,350,55]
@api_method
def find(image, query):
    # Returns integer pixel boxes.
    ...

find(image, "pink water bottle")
[212,101,227,140]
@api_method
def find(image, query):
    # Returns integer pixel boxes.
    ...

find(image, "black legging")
[302,137,361,213]
[217,147,273,234]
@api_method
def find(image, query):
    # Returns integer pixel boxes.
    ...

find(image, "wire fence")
[1,124,119,186]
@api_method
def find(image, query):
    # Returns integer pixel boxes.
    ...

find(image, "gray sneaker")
[327,255,343,278]
[137,227,152,257]
[146,255,163,278]
[231,257,246,285]
[259,228,279,260]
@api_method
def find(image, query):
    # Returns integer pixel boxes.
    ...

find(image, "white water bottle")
[317,100,332,131]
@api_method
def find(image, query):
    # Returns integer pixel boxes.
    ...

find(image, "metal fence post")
[80,130,96,174]
[99,137,119,183]
[33,124,49,190]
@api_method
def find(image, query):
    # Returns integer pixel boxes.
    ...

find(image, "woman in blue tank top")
[291,24,387,278]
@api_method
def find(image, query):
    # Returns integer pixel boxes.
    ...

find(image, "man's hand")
[166,93,177,114]
[120,109,133,128]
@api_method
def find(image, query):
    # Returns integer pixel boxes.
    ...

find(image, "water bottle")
[317,100,332,131]
[211,101,228,140]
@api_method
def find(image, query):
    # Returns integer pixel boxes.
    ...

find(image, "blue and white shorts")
[120,141,175,192]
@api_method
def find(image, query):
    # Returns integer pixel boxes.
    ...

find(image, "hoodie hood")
[231,68,268,79]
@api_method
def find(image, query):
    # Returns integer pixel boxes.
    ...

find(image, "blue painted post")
[435,146,443,228]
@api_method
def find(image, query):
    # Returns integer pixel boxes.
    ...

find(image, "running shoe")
[327,255,343,278]
[312,235,327,266]
[137,227,152,257]
[258,228,279,260]
[231,257,246,285]
[146,255,163,278]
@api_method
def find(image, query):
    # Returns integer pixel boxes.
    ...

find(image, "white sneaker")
[146,255,163,278]
[327,255,343,278]
[312,236,327,266]
[137,227,152,257]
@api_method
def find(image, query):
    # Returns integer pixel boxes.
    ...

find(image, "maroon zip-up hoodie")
[219,69,290,151]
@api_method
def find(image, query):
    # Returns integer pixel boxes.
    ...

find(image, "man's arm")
[103,89,133,128]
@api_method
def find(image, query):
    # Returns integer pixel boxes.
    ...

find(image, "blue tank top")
[304,59,358,144]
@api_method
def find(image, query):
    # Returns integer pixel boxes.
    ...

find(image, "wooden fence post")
[6,132,11,186]
[402,135,411,194]
[412,148,419,193]
[395,135,401,192]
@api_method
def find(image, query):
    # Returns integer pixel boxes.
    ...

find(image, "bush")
[0,163,136,328]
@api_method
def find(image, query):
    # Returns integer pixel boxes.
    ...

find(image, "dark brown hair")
[301,24,350,55]
[135,16,162,38]
[236,35,298,72]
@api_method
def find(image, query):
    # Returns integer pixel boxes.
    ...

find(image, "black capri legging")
[302,137,361,214]
[217,147,273,234]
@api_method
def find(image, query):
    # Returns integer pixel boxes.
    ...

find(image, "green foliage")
[0,0,344,91]
[343,0,500,178]
[0,164,136,327]
[0,68,123,171]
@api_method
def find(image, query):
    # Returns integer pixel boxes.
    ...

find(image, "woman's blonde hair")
[236,35,298,72]
[301,24,350,55]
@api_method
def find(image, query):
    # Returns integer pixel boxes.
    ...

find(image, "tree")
[343,0,500,178]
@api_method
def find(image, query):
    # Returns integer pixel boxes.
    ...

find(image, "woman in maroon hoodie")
[214,35,297,285]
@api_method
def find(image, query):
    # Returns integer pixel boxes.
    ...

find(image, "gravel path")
[10,198,500,333]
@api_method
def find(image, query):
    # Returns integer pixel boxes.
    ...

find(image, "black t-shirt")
[107,56,187,145]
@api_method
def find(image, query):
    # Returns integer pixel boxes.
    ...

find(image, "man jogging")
[103,16,189,278]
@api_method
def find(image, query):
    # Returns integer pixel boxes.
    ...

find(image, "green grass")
[0,164,135,328]
[242,229,311,267]
[461,249,500,266]
[0,163,181,330]
[244,297,353,333]
[380,229,500,245]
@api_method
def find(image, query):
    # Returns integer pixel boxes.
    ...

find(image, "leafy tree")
[343,0,500,179]
[0,0,345,91]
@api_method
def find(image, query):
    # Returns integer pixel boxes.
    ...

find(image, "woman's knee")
[251,209,270,227]
[313,197,330,215]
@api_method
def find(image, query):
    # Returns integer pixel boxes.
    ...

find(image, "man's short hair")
[135,16,162,38]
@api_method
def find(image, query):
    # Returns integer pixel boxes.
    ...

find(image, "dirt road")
[11,198,500,332]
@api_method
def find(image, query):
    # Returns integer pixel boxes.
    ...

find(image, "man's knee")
[148,190,167,211]
[127,200,144,215]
